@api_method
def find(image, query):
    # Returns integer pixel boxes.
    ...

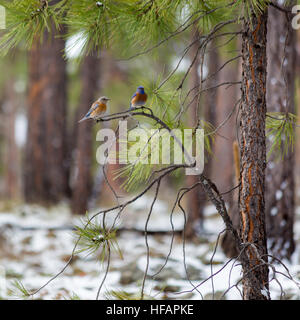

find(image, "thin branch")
[141,179,161,299]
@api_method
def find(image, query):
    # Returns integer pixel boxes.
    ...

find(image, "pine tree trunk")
[24,25,68,204]
[265,3,296,261]
[239,8,269,300]
[71,54,100,215]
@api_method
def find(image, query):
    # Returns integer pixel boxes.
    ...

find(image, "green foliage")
[0,0,66,55]
[0,0,273,57]
[69,292,81,300]
[115,0,180,51]
[266,112,297,160]
[240,0,270,21]
[64,0,120,55]
[112,74,215,192]
[9,280,31,299]
[186,0,233,33]
[75,215,123,260]
[111,77,184,192]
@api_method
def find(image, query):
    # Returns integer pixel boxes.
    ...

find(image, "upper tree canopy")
[0,0,271,57]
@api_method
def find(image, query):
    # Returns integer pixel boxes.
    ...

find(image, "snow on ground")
[0,199,300,300]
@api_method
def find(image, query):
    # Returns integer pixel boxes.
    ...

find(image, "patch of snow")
[1,203,300,300]
[276,190,283,200]
[271,207,278,216]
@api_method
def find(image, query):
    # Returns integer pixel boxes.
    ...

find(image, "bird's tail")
[78,116,88,123]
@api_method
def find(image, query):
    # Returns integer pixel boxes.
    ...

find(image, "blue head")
[137,86,145,94]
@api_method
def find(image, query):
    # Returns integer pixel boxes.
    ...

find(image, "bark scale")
[239,8,269,300]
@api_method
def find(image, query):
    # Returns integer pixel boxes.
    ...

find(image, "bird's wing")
[86,101,100,117]
[130,92,137,108]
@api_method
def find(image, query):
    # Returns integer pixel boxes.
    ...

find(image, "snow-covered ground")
[0,198,299,300]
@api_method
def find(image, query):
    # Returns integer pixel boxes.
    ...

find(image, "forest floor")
[0,196,300,300]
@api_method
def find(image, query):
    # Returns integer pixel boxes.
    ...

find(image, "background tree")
[219,55,241,258]
[24,24,68,204]
[71,53,100,215]
[185,33,220,239]
[185,27,205,238]
[265,1,296,261]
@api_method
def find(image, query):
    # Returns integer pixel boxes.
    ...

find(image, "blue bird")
[129,86,148,110]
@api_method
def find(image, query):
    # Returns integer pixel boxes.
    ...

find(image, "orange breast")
[132,93,147,105]
[90,102,107,118]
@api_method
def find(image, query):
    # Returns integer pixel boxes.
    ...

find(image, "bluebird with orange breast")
[78,96,110,123]
[129,86,147,110]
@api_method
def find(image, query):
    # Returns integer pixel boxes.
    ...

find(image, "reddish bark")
[24,25,68,204]
[239,8,269,300]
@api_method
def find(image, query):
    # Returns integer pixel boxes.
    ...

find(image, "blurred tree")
[265,2,296,260]
[218,55,240,258]
[24,23,68,204]
[185,34,219,239]
[185,27,205,239]
[71,53,100,215]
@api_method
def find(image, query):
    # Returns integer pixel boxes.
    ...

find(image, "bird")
[129,86,147,110]
[78,96,110,123]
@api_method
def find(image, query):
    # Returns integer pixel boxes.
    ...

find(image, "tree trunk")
[91,51,126,207]
[265,3,296,261]
[239,8,269,300]
[220,50,241,258]
[185,31,219,238]
[71,54,100,215]
[185,28,204,239]
[24,24,68,204]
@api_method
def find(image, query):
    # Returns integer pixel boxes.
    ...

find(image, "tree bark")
[239,8,269,300]
[71,54,100,215]
[24,24,68,204]
[265,3,296,261]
